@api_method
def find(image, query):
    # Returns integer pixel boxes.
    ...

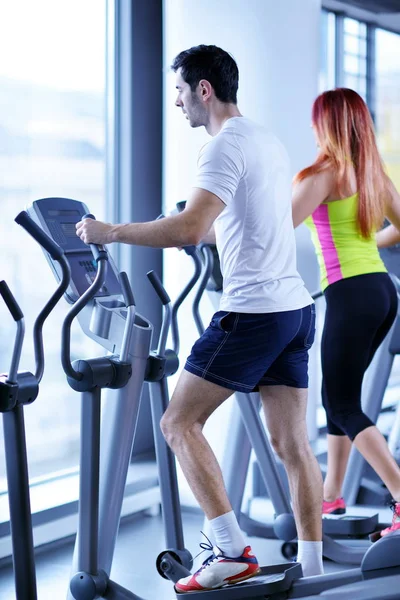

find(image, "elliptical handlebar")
[147,270,171,357]
[119,272,136,308]
[312,290,324,301]
[81,213,108,263]
[61,214,109,381]
[191,245,214,336]
[15,210,64,260]
[119,271,136,364]
[0,280,24,322]
[15,211,72,383]
[170,247,203,356]
[147,270,170,306]
[0,281,25,384]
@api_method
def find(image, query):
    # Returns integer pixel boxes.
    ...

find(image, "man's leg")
[161,369,233,517]
[161,369,247,556]
[260,384,323,576]
[162,370,261,593]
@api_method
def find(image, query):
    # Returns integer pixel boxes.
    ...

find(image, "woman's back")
[305,191,386,290]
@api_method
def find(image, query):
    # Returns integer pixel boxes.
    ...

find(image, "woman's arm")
[377,180,400,248]
[292,170,333,228]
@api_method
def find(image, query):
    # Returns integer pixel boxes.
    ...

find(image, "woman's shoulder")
[295,167,336,197]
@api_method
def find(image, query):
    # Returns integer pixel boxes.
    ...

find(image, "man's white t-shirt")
[194,116,312,313]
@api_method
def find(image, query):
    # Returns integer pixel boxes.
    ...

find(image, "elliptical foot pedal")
[323,512,379,536]
[174,563,302,598]
[369,528,384,543]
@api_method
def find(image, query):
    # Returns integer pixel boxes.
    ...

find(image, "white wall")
[163,0,322,506]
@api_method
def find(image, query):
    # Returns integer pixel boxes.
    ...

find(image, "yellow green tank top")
[304,193,386,290]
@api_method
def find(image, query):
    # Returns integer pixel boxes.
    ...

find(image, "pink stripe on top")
[312,204,343,285]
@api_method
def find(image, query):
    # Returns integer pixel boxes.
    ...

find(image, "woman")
[292,87,400,540]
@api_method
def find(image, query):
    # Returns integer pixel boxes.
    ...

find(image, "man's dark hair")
[171,45,239,104]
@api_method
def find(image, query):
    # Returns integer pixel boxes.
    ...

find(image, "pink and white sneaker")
[175,545,261,594]
[370,501,400,542]
[322,497,346,515]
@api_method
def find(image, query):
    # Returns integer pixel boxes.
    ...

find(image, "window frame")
[0,0,163,557]
[322,4,400,120]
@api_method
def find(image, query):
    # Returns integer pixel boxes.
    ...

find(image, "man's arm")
[201,224,216,245]
[76,188,225,247]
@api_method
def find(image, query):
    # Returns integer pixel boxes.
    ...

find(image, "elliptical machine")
[0,213,71,600]
[21,197,306,599]
[165,202,400,599]
[16,198,194,599]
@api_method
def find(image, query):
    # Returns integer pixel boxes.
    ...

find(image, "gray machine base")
[318,574,400,599]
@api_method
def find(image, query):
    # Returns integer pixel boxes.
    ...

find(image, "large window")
[320,10,336,92]
[319,11,400,187]
[376,28,400,190]
[343,17,367,100]
[0,0,108,495]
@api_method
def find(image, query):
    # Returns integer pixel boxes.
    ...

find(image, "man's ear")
[199,79,213,102]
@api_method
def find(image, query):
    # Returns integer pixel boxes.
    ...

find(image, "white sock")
[202,517,216,546]
[208,511,247,557]
[297,540,324,577]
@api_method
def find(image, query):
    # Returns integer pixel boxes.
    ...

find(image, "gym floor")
[0,509,358,600]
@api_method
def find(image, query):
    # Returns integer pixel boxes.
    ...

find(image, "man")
[76,44,324,593]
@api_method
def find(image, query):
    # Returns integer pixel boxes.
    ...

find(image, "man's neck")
[206,105,242,136]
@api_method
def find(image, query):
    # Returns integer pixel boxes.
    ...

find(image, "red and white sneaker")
[175,545,261,594]
[322,497,346,515]
[371,501,400,542]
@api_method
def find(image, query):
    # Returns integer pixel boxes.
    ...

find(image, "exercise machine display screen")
[67,252,121,298]
[30,198,122,300]
[48,209,81,217]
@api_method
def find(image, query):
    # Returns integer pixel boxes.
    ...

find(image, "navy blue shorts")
[184,305,316,393]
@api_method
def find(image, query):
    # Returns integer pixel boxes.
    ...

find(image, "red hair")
[294,88,390,238]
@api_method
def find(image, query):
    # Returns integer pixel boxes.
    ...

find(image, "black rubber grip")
[81,213,108,262]
[90,245,108,262]
[184,245,197,256]
[0,281,24,321]
[312,291,324,300]
[174,202,196,254]
[119,272,135,307]
[15,211,64,260]
[147,271,170,305]
[176,201,187,213]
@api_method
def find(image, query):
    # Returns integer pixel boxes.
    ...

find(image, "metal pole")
[77,389,102,575]
[3,406,38,600]
[149,378,185,550]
